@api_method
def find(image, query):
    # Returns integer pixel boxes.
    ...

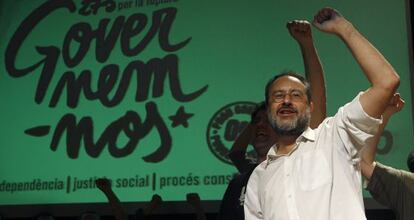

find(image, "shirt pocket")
[296,150,332,191]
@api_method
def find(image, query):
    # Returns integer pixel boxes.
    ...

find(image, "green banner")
[0,0,412,205]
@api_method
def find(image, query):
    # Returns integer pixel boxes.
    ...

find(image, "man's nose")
[282,94,292,104]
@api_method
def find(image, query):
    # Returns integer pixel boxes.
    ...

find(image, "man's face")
[267,76,312,136]
[251,110,277,158]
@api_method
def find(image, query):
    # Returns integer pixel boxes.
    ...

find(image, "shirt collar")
[265,127,315,167]
[301,127,315,142]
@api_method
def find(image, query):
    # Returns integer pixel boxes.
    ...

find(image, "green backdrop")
[0,0,412,205]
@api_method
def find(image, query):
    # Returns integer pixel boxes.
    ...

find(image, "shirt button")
[286,174,290,177]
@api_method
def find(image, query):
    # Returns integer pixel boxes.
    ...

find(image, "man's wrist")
[337,21,356,40]
[298,39,314,48]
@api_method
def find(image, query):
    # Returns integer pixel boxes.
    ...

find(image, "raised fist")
[384,93,405,116]
[287,20,312,44]
[312,7,350,35]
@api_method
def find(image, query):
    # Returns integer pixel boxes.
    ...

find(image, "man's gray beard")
[268,108,310,136]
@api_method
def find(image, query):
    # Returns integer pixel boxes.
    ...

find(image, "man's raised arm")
[287,20,326,128]
[360,93,405,179]
[312,7,400,118]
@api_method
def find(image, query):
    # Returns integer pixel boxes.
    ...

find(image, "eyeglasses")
[270,90,306,103]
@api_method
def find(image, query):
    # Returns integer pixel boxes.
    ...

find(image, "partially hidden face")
[267,76,312,136]
[251,109,277,157]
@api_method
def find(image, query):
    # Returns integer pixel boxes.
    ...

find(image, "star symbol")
[169,106,194,128]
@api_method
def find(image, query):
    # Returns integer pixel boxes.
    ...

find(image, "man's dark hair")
[264,71,311,105]
[407,150,414,173]
[251,102,266,121]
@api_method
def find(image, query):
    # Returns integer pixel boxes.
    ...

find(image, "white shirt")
[244,93,381,220]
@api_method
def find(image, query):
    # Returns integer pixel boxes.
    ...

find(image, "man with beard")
[217,20,326,220]
[244,7,400,220]
[227,19,326,174]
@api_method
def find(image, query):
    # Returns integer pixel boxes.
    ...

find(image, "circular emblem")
[206,102,258,164]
